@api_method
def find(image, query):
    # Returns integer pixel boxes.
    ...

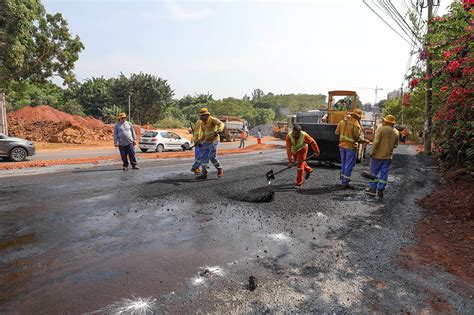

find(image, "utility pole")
[373,85,383,107]
[400,87,404,125]
[424,0,433,155]
[128,93,131,121]
[0,93,7,136]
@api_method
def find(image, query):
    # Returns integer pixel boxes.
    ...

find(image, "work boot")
[294,184,303,189]
[123,166,128,171]
[365,188,376,196]
[342,183,355,190]
[377,190,384,198]
[132,165,140,170]
[217,168,224,178]
[191,167,201,174]
[305,170,313,180]
[196,173,208,180]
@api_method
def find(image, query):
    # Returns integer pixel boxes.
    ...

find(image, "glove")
[213,131,220,136]
[288,163,293,169]
[196,141,202,147]
[315,150,320,157]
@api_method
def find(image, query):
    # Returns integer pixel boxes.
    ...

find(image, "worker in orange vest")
[286,124,321,188]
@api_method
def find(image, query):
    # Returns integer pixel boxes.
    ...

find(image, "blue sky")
[43,0,453,104]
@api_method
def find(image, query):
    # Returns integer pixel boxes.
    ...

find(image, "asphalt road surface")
[26,139,282,161]
[1,146,472,313]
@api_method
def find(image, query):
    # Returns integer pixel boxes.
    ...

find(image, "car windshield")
[361,121,373,128]
[142,131,158,138]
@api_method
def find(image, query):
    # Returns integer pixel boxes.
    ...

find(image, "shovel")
[182,133,218,151]
[265,153,315,185]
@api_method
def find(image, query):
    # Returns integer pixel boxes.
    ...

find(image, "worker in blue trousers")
[365,115,399,198]
[335,109,369,189]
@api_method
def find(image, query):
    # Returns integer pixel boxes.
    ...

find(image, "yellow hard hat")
[118,112,127,119]
[383,115,396,125]
[198,107,210,115]
[350,109,363,120]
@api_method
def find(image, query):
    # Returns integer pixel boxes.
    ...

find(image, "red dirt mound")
[7,106,117,144]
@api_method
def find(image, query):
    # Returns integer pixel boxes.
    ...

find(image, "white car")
[139,130,191,153]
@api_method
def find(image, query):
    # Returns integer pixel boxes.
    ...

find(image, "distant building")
[362,102,373,112]
[387,90,402,100]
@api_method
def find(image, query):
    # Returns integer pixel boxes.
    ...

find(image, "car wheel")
[156,144,164,152]
[140,148,148,153]
[9,147,27,162]
[182,143,190,151]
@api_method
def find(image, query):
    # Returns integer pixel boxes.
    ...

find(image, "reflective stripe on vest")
[289,131,307,153]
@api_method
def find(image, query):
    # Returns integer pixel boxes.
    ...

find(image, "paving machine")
[295,90,366,163]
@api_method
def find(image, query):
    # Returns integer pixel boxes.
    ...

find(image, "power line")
[363,0,418,47]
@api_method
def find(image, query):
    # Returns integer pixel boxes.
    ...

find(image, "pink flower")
[409,78,420,90]
[443,51,452,60]
[402,93,411,107]
[447,61,460,72]
[440,86,448,92]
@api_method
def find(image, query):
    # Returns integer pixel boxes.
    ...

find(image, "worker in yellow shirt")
[192,108,225,180]
[190,119,203,175]
[365,115,399,197]
[335,108,369,189]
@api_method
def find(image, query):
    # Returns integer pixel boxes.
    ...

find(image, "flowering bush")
[425,0,474,169]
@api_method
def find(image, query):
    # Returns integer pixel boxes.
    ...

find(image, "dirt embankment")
[7,106,139,145]
[398,168,474,295]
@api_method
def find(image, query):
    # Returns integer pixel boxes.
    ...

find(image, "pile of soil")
[8,106,115,144]
[400,169,474,281]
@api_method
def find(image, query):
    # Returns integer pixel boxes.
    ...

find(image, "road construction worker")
[238,129,246,148]
[190,119,203,175]
[286,124,320,188]
[365,115,399,197]
[192,108,225,179]
[335,108,369,189]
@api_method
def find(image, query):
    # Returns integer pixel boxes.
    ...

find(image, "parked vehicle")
[215,116,248,142]
[361,119,377,142]
[0,133,36,162]
[139,130,190,153]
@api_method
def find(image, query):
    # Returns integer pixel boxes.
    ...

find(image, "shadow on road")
[71,168,123,173]
[146,177,219,186]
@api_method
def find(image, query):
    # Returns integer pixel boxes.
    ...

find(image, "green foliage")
[0,0,84,93]
[126,73,174,125]
[249,108,275,126]
[59,99,84,116]
[383,85,425,132]
[74,77,114,117]
[100,105,123,124]
[406,0,473,169]
[5,80,65,110]
[155,117,184,129]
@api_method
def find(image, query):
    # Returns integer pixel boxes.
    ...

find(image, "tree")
[126,73,174,125]
[251,89,265,102]
[250,108,275,126]
[5,80,65,110]
[100,105,124,123]
[0,0,84,93]
[75,77,114,117]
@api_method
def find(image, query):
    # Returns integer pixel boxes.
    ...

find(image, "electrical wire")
[363,0,419,47]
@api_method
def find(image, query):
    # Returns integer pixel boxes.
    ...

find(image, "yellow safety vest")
[289,131,308,153]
